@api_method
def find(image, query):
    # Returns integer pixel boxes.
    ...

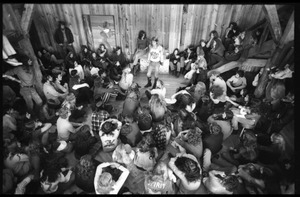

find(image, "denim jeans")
[19,86,42,114]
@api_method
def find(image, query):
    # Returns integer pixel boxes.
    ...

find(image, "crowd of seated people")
[2,23,294,195]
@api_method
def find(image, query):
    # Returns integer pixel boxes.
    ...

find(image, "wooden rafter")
[263,5,282,44]
[21,4,35,34]
[279,11,294,48]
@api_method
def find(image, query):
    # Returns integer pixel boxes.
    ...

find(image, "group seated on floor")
[2,23,294,195]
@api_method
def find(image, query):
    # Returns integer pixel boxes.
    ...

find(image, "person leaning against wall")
[54,21,76,58]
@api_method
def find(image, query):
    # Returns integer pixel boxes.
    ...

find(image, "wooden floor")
[133,72,189,98]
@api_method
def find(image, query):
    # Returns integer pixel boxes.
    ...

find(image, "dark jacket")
[203,132,223,155]
[182,50,197,63]
[211,38,225,57]
[108,52,129,70]
[224,50,242,61]
[170,53,181,65]
[54,27,74,44]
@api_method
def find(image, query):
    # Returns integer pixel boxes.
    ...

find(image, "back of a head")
[41,167,61,183]
[175,156,201,182]
[151,36,159,42]
[236,70,244,77]
[222,175,240,193]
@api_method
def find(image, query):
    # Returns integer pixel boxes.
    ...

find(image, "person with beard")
[4,55,43,116]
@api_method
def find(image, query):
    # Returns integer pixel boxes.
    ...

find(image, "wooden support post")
[4,4,44,99]
[21,4,35,34]
[254,47,281,98]
[254,8,294,98]
[262,5,282,44]
[279,11,294,48]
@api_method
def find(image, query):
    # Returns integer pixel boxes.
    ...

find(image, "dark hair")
[199,39,206,45]
[228,22,238,29]
[99,44,106,50]
[75,154,96,181]
[138,30,147,40]
[173,48,179,54]
[222,175,240,192]
[236,70,244,77]
[175,93,195,110]
[175,156,201,182]
[40,166,61,183]
[210,30,219,39]
[235,45,243,52]
[210,85,224,99]
[151,36,158,42]
[58,21,66,27]
[70,69,78,77]
[114,46,122,53]
[208,70,221,78]
[101,121,117,134]
[98,68,106,76]
[2,104,11,116]
[41,73,52,83]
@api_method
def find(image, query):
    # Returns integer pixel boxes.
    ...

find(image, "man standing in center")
[144,37,164,89]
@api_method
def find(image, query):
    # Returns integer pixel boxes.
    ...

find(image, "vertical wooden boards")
[220,5,234,38]
[184,4,196,49]
[202,4,213,41]
[209,4,219,33]
[74,4,87,49]
[169,4,183,52]
[163,4,170,51]
[25,4,272,60]
[215,4,226,38]
[113,4,121,48]
[82,15,94,50]
[180,5,188,49]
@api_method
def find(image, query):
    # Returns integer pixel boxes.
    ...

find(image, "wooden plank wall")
[27,4,266,55]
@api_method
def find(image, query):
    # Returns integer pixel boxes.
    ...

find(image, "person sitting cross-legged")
[226,70,247,96]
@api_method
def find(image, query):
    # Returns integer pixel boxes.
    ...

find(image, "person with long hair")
[144,36,164,88]
[54,21,75,58]
[132,30,149,75]
[224,22,240,51]
[97,44,109,70]
[169,48,181,77]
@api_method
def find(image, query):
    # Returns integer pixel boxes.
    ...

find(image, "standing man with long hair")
[54,21,75,58]
[144,37,164,89]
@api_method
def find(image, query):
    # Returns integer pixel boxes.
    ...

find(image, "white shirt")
[148,45,163,62]
[74,65,85,80]
[151,87,166,99]
[90,67,100,76]
[119,72,133,90]
[56,117,75,141]
[227,75,247,88]
[43,82,65,102]
[99,119,122,152]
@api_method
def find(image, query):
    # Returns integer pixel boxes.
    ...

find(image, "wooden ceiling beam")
[263,5,282,44]
[279,11,294,48]
[20,4,35,34]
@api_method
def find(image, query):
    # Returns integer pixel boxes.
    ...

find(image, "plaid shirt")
[91,110,109,133]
